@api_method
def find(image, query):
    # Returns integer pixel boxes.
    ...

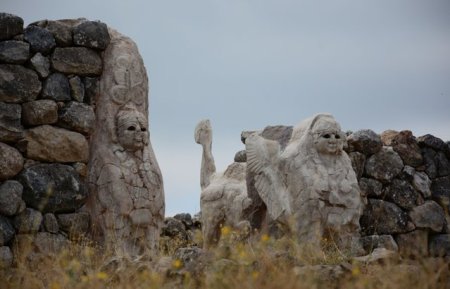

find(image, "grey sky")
[4,0,450,215]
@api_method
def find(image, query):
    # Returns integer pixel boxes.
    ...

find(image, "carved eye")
[323,134,330,139]
[335,134,340,139]
[127,126,136,131]
[141,127,147,132]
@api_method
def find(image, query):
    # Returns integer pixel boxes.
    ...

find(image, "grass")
[1,226,449,289]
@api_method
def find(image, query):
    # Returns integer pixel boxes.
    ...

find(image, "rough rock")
[0,215,14,246]
[0,101,23,142]
[43,213,59,233]
[395,230,428,257]
[14,208,43,233]
[0,13,23,40]
[384,179,420,210]
[0,180,25,216]
[23,25,56,55]
[418,134,447,151]
[129,209,152,227]
[82,77,99,104]
[18,163,88,213]
[348,151,365,180]
[429,234,450,257]
[380,129,398,146]
[72,162,87,178]
[69,76,85,102]
[162,217,188,240]
[359,178,383,198]
[234,150,247,163]
[34,232,69,254]
[0,246,13,268]
[42,73,71,101]
[45,20,72,46]
[421,148,437,179]
[51,47,102,75]
[57,212,90,238]
[260,125,293,150]
[0,40,29,63]
[365,147,404,183]
[22,99,58,126]
[360,199,412,235]
[173,247,206,271]
[0,142,23,180]
[347,129,382,155]
[24,125,89,163]
[0,64,41,103]
[58,101,95,134]
[409,201,445,232]
[29,53,50,78]
[73,21,110,50]
[431,176,450,206]
[389,130,423,167]
[412,171,432,198]
[360,235,398,254]
[436,151,450,177]
[174,213,193,229]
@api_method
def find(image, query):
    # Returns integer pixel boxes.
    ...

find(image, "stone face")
[359,178,383,198]
[24,125,89,163]
[0,40,29,63]
[42,73,71,101]
[57,212,90,238]
[69,76,85,102]
[23,25,56,55]
[29,53,50,78]
[14,208,43,233]
[234,150,247,163]
[58,101,95,134]
[0,13,24,40]
[413,171,432,198]
[45,21,72,46]
[360,199,412,235]
[365,147,404,183]
[18,163,88,213]
[360,235,398,254]
[384,179,420,210]
[347,129,382,155]
[429,234,450,257]
[0,246,13,268]
[418,134,447,151]
[395,230,428,257]
[22,99,58,126]
[0,64,41,103]
[43,213,59,233]
[51,47,102,75]
[431,176,450,205]
[0,215,14,246]
[409,201,445,232]
[0,101,23,142]
[0,142,24,181]
[348,151,365,180]
[73,21,111,50]
[390,130,423,167]
[0,180,25,216]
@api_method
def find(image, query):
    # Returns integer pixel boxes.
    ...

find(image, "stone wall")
[0,13,110,267]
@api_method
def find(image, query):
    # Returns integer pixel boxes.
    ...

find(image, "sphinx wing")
[245,134,291,220]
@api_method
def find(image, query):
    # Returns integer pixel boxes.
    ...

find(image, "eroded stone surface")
[0,101,23,142]
[51,47,102,75]
[0,40,29,63]
[347,129,382,155]
[73,21,110,50]
[57,212,90,239]
[0,64,41,103]
[0,216,14,246]
[42,73,71,101]
[390,130,423,167]
[412,171,432,198]
[365,147,404,183]
[418,134,447,151]
[23,25,56,55]
[359,178,383,198]
[29,52,50,78]
[43,213,59,233]
[0,180,25,216]
[22,99,58,126]
[0,13,24,40]
[45,20,73,47]
[348,151,365,180]
[384,179,420,210]
[395,230,428,257]
[0,246,13,268]
[429,234,450,257]
[69,76,85,102]
[360,235,398,254]
[431,176,450,205]
[58,101,95,134]
[13,208,43,233]
[409,201,445,232]
[0,142,23,181]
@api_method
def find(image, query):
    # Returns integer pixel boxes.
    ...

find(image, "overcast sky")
[4,0,450,216]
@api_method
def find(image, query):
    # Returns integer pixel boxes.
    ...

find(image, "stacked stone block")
[0,13,109,268]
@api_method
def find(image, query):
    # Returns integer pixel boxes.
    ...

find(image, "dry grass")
[1,227,449,289]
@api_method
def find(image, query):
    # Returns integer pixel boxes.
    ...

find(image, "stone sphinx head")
[310,115,346,155]
[116,104,149,151]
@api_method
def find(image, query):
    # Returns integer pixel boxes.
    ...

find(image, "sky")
[4,0,450,216]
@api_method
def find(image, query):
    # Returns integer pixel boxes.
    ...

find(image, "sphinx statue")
[86,29,164,259]
[246,114,363,253]
[195,120,251,248]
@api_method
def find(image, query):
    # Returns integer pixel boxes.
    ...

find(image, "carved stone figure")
[246,114,363,253]
[86,29,164,259]
[195,120,251,248]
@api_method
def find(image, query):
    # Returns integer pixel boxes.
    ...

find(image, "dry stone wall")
[0,13,109,268]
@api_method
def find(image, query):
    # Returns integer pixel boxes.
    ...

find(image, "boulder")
[57,212,90,238]
[58,101,95,134]
[365,147,404,183]
[347,129,382,155]
[360,199,412,235]
[395,230,428,257]
[409,200,445,232]
[348,151,365,180]
[23,25,56,55]
[0,64,41,103]
[73,21,111,50]
[436,151,450,177]
[45,20,72,46]
[51,47,102,75]
[412,171,432,198]
[42,73,71,101]
[22,99,58,126]
[0,246,13,268]
[173,213,193,229]
[0,180,25,216]
[418,134,447,151]
[0,142,23,180]
[421,147,438,179]
[389,130,423,167]
[384,179,420,210]
[69,76,85,102]
[29,53,50,78]
[0,216,14,246]
[0,13,23,40]
[24,125,89,163]
[360,235,398,254]
[13,208,43,233]
[0,40,30,64]
[431,176,450,206]
[429,234,450,257]
[162,217,188,240]
[380,129,398,146]
[82,77,99,104]
[0,101,23,142]
[234,150,246,163]
[18,163,88,213]
[43,213,59,233]
[359,178,383,198]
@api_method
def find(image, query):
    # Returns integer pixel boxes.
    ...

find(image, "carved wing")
[245,134,291,221]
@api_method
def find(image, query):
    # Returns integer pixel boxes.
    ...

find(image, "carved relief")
[86,29,164,259]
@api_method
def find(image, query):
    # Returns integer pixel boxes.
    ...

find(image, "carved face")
[116,110,149,151]
[312,117,344,155]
